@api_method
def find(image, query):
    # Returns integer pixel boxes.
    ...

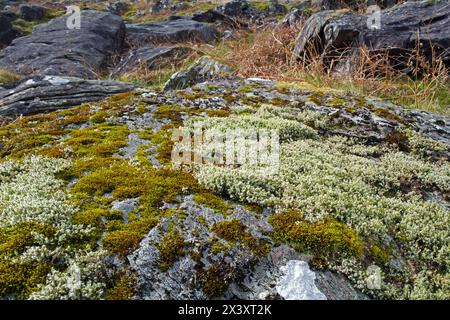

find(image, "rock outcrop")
[18,4,45,21]
[163,56,236,91]
[0,75,134,116]
[0,11,20,48]
[111,46,195,79]
[0,10,126,79]
[126,17,219,46]
[294,0,450,73]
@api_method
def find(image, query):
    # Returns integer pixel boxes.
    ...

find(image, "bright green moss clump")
[269,211,364,259]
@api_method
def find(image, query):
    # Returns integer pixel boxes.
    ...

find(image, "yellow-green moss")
[193,192,234,215]
[0,68,22,85]
[199,265,229,298]
[371,243,392,265]
[102,230,142,257]
[212,219,270,257]
[0,261,51,299]
[269,210,364,259]
[270,97,290,106]
[105,273,137,300]
[210,238,232,255]
[0,223,56,257]
[157,230,186,271]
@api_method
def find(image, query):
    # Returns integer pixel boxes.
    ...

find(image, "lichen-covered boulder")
[294,0,450,73]
[163,56,236,91]
[0,10,126,79]
[0,75,134,116]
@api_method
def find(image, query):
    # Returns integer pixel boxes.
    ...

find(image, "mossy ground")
[0,78,448,300]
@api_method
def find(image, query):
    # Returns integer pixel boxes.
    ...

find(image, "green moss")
[210,238,232,255]
[373,107,404,123]
[157,230,186,271]
[193,192,234,215]
[269,210,364,259]
[102,230,142,257]
[105,274,137,300]
[270,97,290,106]
[0,261,51,299]
[0,105,90,158]
[136,102,147,114]
[308,92,325,105]
[73,208,123,227]
[249,1,271,12]
[90,110,109,123]
[222,94,237,104]
[205,109,231,118]
[65,124,130,158]
[212,219,270,257]
[0,223,56,257]
[328,97,347,108]
[371,243,392,265]
[199,265,229,298]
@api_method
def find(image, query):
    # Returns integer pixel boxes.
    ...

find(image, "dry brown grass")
[201,23,449,115]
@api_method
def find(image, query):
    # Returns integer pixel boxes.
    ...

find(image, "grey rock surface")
[111,46,195,78]
[0,75,134,116]
[294,1,450,73]
[0,10,126,79]
[18,4,45,21]
[126,18,219,46]
[164,56,236,91]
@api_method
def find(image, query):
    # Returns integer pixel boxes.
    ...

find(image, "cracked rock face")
[111,46,196,79]
[164,57,237,91]
[0,76,134,117]
[0,10,126,79]
[294,1,450,73]
[126,18,219,46]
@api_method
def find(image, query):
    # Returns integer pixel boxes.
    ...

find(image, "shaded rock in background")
[0,75,134,116]
[217,0,251,17]
[192,9,246,28]
[0,10,126,79]
[107,1,129,15]
[126,18,219,46]
[0,11,20,48]
[111,46,196,78]
[294,1,450,74]
[163,56,236,91]
[18,4,45,21]
[151,0,171,14]
[279,7,307,27]
[267,0,288,16]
